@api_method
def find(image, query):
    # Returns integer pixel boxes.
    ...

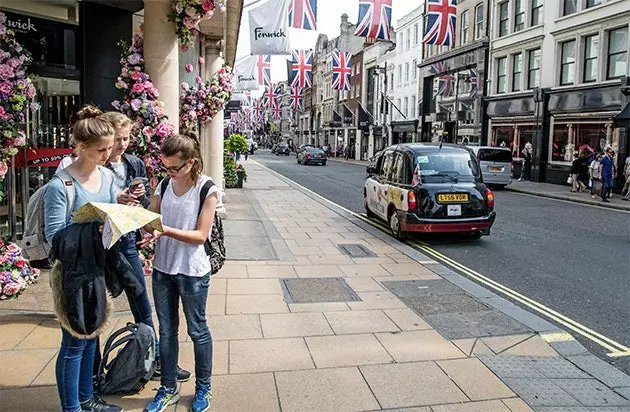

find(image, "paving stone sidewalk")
[1,161,629,411]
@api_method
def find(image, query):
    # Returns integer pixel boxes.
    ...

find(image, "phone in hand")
[129,177,148,188]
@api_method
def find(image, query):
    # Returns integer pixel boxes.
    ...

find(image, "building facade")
[487,0,629,184]
[419,0,490,146]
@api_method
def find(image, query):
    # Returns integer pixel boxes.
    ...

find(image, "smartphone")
[129,177,148,188]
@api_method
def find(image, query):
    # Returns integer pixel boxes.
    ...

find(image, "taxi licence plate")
[437,193,470,203]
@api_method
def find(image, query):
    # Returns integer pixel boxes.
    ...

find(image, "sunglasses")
[162,162,189,174]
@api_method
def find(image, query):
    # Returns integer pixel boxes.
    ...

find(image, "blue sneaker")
[144,386,180,412]
[191,383,212,412]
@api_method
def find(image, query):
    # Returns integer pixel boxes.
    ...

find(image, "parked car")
[297,147,327,166]
[364,144,496,239]
[275,142,291,156]
[467,146,513,188]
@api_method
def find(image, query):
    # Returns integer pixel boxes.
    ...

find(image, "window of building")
[563,0,577,16]
[414,24,419,45]
[396,98,401,119]
[514,0,525,32]
[528,48,541,89]
[406,28,411,50]
[413,59,418,79]
[607,27,628,79]
[583,35,598,83]
[551,120,612,163]
[560,40,576,85]
[411,95,416,117]
[531,0,543,26]
[586,0,602,8]
[390,73,394,87]
[405,62,410,82]
[512,53,522,92]
[498,2,509,37]
[398,33,403,48]
[475,4,484,40]
[497,57,507,93]
[461,10,469,45]
[404,97,408,117]
[398,65,402,83]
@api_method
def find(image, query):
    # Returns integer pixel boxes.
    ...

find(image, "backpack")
[96,322,156,395]
[19,169,75,261]
[160,177,225,275]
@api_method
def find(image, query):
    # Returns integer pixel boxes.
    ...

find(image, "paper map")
[72,202,163,249]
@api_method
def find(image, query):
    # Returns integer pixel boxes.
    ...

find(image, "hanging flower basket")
[180,64,234,130]
[0,238,40,300]
[168,0,227,50]
[0,12,39,201]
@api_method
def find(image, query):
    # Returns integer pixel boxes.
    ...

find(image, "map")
[72,202,163,249]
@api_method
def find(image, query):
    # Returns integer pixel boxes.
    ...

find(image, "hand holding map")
[72,202,163,249]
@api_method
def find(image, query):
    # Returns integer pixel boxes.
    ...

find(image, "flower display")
[112,31,177,188]
[0,238,40,300]
[0,12,39,201]
[180,64,233,131]
[168,0,227,50]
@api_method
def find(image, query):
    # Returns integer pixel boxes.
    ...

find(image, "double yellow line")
[353,212,630,358]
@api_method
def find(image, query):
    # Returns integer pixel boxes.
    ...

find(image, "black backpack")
[96,322,156,395]
[159,178,225,275]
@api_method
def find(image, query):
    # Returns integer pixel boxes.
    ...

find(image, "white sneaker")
[591,195,596,199]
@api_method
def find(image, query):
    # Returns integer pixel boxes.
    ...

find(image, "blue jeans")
[152,270,213,389]
[602,175,614,199]
[56,329,97,412]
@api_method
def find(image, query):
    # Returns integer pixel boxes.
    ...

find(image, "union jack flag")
[290,87,303,110]
[253,99,264,122]
[354,0,392,41]
[288,0,317,30]
[263,85,279,108]
[272,101,282,121]
[332,50,352,91]
[423,0,457,47]
[290,49,313,89]
[468,68,478,98]
[432,62,454,97]
[256,55,272,86]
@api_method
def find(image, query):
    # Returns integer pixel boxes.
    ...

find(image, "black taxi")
[364,144,496,238]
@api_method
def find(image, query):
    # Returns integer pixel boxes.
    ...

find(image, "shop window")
[583,35,598,83]
[531,0,543,26]
[475,4,484,40]
[607,27,628,79]
[492,125,534,158]
[498,2,509,37]
[551,120,610,163]
[497,57,507,94]
[586,0,602,8]
[461,10,470,45]
[528,48,541,89]
[514,0,525,32]
[560,40,576,85]
[512,53,522,92]
[563,0,577,16]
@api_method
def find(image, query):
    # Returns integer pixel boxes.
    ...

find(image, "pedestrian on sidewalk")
[622,154,630,201]
[571,150,590,192]
[344,145,350,160]
[142,132,218,412]
[518,142,532,181]
[44,106,123,412]
[589,153,603,199]
[600,147,616,203]
[101,112,191,383]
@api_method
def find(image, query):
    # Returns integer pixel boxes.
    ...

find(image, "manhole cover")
[423,310,531,339]
[337,244,376,258]
[402,294,490,315]
[281,278,361,304]
[382,279,465,298]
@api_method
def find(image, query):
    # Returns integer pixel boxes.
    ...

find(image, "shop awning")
[613,102,630,127]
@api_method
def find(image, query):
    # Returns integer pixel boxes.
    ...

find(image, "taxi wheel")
[389,210,404,239]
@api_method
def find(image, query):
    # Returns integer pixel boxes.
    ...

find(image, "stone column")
[144,0,179,134]
[201,41,226,213]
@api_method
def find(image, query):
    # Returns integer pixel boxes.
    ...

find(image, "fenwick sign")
[253,27,286,41]
[5,15,38,34]
[248,0,290,55]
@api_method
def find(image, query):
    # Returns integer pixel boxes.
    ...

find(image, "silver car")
[468,146,513,187]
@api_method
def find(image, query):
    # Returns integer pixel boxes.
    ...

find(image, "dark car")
[275,143,291,156]
[296,144,314,156]
[297,147,327,166]
[364,144,496,239]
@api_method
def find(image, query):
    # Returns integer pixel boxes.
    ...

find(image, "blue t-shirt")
[600,156,614,177]
[44,168,117,243]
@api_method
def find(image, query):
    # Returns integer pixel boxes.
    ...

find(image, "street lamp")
[373,64,389,149]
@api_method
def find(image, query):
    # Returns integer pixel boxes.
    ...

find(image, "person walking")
[600,147,616,203]
[142,132,218,412]
[44,106,123,412]
[518,142,532,181]
[589,153,603,199]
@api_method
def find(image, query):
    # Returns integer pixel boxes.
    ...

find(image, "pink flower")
[181,82,190,91]
[132,83,144,93]
[14,134,25,146]
[202,0,214,12]
[155,122,173,138]
[0,238,4,248]
[154,107,165,118]
[195,75,203,84]
[14,259,26,269]
[143,126,155,137]
[131,71,141,80]
[25,86,36,99]
[6,244,20,254]
[0,64,14,79]
[3,282,21,297]
[0,162,8,178]
[7,58,20,69]
[185,63,194,73]
[183,16,196,29]
[198,56,205,66]
[0,81,12,95]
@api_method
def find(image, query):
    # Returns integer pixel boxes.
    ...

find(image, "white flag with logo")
[235,56,259,91]
[249,0,291,55]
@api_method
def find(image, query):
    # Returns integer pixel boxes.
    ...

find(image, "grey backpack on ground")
[96,322,156,395]
[19,169,75,261]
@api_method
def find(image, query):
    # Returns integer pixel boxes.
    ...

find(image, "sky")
[235,0,423,86]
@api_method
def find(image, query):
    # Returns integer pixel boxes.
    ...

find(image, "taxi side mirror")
[366,166,377,175]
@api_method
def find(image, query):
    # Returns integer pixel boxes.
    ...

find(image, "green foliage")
[223,150,238,188]
[225,133,249,154]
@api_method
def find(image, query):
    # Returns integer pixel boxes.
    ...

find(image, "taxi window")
[379,151,395,180]
[415,152,480,181]
[393,153,412,185]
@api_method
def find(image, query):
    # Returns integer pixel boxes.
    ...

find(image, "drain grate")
[337,244,376,258]
[281,278,362,304]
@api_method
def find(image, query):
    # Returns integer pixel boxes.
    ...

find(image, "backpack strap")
[54,169,76,224]
[159,177,170,200]
[98,323,138,377]
[198,179,215,256]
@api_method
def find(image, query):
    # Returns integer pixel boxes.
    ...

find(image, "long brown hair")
[72,105,115,147]
[160,131,203,182]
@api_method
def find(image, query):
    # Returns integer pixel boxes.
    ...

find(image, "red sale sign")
[12,148,73,168]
